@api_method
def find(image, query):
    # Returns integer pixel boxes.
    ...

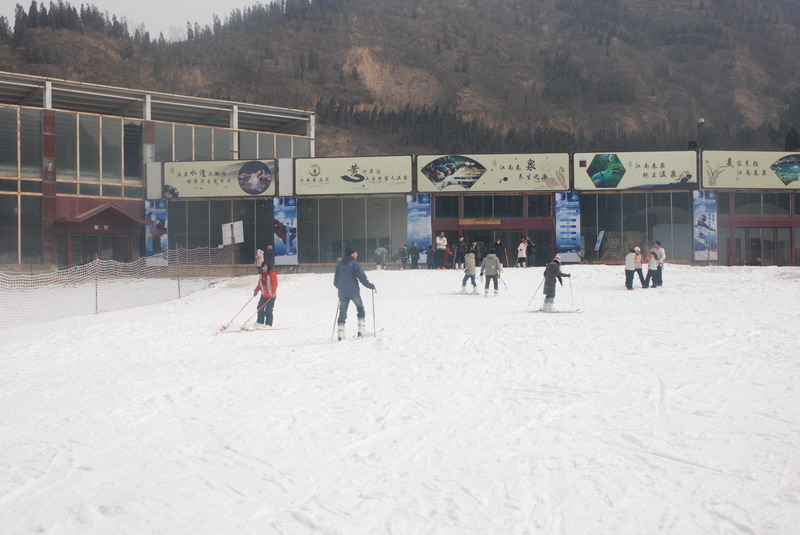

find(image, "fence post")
[94,259,99,315]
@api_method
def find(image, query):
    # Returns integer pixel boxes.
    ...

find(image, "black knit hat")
[345,247,356,257]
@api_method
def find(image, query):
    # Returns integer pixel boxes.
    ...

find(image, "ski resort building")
[2,71,800,271]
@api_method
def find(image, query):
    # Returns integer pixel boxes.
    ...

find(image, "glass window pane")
[187,201,209,248]
[195,127,212,161]
[718,225,730,266]
[734,193,761,216]
[210,200,231,248]
[56,112,77,180]
[80,183,101,196]
[174,124,193,161]
[57,233,67,268]
[239,132,257,159]
[777,228,790,266]
[214,129,231,160]
[20,108,42,178]
[0,179,15,192]
[493,195,522,218]
[366,196,391,259]
[528,194,551,218]
[168,201,187,249]
[103,185,122,197]
[579,194,598,261]
[436,195,459,218]
[275,135,292,158]
[464,195,492,218]
[762,193,790,216]
[597,193,623,259]
[390,196,407,252]
[255,197,273,252]
[232,199,254,264]
[71,234,85,265]
[319,197,343,262]
[124,120,143,180]
[154,123,173,163]
[671,192,692,262]
[100,235,114,260]
[102,117,122,182]
[293,137,310,158]
[0,106,17,177]
[622,193,647,250]
[343,197,366,263]
[258,133,275,159]
[115,236,129,262]
[0,195,18,263]
[20,180,41,193]
[298,198,319,263]
[79,115,100,181]
[718,192,730,216]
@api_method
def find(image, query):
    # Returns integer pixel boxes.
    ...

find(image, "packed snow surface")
[1,264,799,534]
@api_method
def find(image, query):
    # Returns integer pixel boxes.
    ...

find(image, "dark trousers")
[411,258,419,269]
[338,295,365,325]
[635,268,645,287]
[435,249,445,268]
[484,275,499,290]
[400,258,408,269]
[625,270,635,289]
[256,296,275,325]
[644,270,656,288]
[657,265,664,286]
[462,274,476,287]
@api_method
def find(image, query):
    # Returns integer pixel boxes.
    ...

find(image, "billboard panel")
[702,151,800,189]
[692,190,718,262]
[555,192,581,263]
[416,153,569,193]
[273,197,298,266]
[144,200,168,256]
[574,151,697,190]
[295,156,412,195]
[163,160,276,198]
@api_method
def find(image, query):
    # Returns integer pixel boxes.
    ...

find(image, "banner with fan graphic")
[416,154,570,193]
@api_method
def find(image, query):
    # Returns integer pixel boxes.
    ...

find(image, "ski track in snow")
[1,264,800,534]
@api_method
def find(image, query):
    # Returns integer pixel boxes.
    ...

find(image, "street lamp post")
[697,117,705,149]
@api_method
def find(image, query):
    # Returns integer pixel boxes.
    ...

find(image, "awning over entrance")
[56,203,149,226]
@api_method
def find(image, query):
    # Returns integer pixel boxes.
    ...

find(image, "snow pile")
[1,264,799,533]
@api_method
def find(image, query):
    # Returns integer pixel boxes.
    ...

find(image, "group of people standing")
[624,241,666,289]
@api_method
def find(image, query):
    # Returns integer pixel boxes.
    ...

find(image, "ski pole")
[221,294,255,331]
[241,297,273,327]
[499,275,508,289]
[526,278,545,309]
[331,299,340,342]
[569,277,575,308]
[371,289,376,334]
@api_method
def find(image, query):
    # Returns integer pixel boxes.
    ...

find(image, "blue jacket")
[334,256,374,298]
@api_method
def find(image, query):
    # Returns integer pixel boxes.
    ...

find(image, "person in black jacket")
[541,254,570,311]
[454,236,467,269]
[494,238,507,267]
[264,244,275,269]
[333,247,376,340]
[409,241,420,269]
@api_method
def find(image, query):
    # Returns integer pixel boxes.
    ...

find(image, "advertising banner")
[273,197,298,266]
[417,153,570,193]
[406,194,432,263]
[574,151,698,190]
[555,192,581,262]
[692,190,718,262]
[163,160,276,198]
[702,151,800,189]
[295,156,412,195]
[144,200,168,258]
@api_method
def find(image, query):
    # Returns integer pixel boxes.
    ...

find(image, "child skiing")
[252,262,278,327]
[541,254,570,311]
[480,248,503,297]
[460,249,479,294]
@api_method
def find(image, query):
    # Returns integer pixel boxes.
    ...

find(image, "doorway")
[734,227,791,266]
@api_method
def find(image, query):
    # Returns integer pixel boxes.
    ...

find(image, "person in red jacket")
[252,262,278,327]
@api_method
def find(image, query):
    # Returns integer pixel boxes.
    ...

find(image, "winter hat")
[553,254,561,263]
[344,247,356,257]
[634,246,640,252]
[650,248,657,253]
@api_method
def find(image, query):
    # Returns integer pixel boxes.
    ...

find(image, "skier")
[541,254,570,311]
[252,261,278,327]
[644,248,659,288]
[624,248,636,290]
[398,243,409,270]
[480,248,503,297]
[459,248,479,294]
[454,236,467,269]
[409,241,420,269]
[633,246,646,287]
[255,248,264,274]
[333,247,376,340]
[517,238,527,268]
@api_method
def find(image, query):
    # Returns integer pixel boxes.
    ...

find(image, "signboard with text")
[163,160,276,198]
[295,156,412,195]
[573,151,698,190]
[416,153,570,193]
[702,151,800,189]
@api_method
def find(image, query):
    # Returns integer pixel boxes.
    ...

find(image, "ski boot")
[337,324,345,341]
[358,318,366,338]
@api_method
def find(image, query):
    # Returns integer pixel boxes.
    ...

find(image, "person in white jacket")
[435,232,448,269]
[644,248,659,288]
[516,238,527,268]
[459,250,479,294]
[624,248,637,290]
[655,241,666,287]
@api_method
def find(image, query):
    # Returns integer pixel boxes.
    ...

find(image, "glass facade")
[0,106,16,177]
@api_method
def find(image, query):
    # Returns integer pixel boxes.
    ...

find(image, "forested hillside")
[2,0,800,155]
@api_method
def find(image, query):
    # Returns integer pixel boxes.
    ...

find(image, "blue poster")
[555,192,581,262]
[406,194,432,263]
[693,190,718,262]
[274,197,298,266]
[144,200,168,257]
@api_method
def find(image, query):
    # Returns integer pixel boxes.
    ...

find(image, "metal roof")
[0,71,313,135]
